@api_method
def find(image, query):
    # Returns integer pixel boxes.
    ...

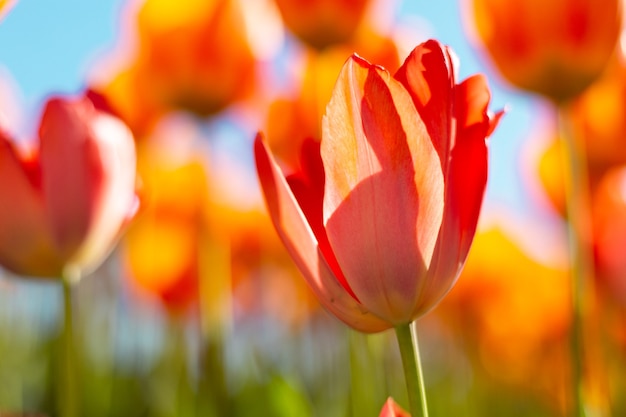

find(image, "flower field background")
[0,0,625,416]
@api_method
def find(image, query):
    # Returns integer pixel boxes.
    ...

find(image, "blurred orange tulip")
[570,58,626,175]
[592,167,626,306]
[468,0,622,102]
[379,397,411,417]
[537,78,626,218]
[537,136,567,216]
[256,40,502,332]
[122,141,210,314]
[438,227,570,409]
[91,65,168,141]
[273,0,372,49]
[219,206,320,326]
[0,95,138,280]
[134,0,256,117]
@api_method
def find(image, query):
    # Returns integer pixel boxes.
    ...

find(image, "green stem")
[60,276,78,417]
[558,104,591,417]
[349,330,384,416]
[395,322,428,417]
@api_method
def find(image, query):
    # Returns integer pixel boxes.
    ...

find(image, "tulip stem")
[395,322,428,417]
[558,104,591,417]
[60,275,79,417]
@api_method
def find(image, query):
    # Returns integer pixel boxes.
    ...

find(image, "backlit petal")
[322,55,444,323]
[411,76,499,318]
[254,134,390,332]
[395,39,455,170]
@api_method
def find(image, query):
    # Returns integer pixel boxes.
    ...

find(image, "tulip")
[123,144,208,314]
[0,95,138,280]
[134,0,256,117]
[273,0,372,50]
[592,167,626,306]
[379,398,411,417]
[255,39,502,332]
[570,58,626,175]
[468,0,622,102]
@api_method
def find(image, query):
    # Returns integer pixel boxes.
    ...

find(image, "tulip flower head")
[468,0,622,102]
[256,39,502,332]
[273,0,372,50]
[0,95,138,281]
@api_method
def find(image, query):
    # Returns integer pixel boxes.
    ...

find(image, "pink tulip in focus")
[0,95,138,280]
[255,39,502,332]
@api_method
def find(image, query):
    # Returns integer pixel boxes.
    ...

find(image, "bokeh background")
[0,0,624,416]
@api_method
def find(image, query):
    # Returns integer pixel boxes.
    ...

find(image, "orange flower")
[122,136,210,314]
[468,0,622,102]
[255,40,502,332]
[0,95,138,279]
[379,397,411,417]
[437,227,570,409]
[592,167,626,306]
[134,0,256,117]
[570,57,626,175]
[273,0,372,49]
[90,65,168,141]
[537,136,567,216]
[219,206,320,326]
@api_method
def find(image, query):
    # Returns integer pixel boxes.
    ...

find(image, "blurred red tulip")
[0,95,138,279]
[468,0,622,102]
[255,40,502,332]
[379,397,411,417]
[273,0,372,49]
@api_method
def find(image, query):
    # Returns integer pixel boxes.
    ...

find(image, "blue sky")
[0,0,124,103]
[0,0,553,230]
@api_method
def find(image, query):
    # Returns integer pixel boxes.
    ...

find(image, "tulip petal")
[39,97,137,274]
[254,134,390,333]
[286,138,359,300]
[412,75,500,317]
[379,398,411,417]
[322,55,444,323]
[395,39,455,171]
[0,131,61,276]
[453,74,502,258]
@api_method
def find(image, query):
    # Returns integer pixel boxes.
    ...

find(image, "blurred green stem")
[59,274,78,417]
[558,104,591,417]
[349,330,384,416]
[395,322,428,417]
